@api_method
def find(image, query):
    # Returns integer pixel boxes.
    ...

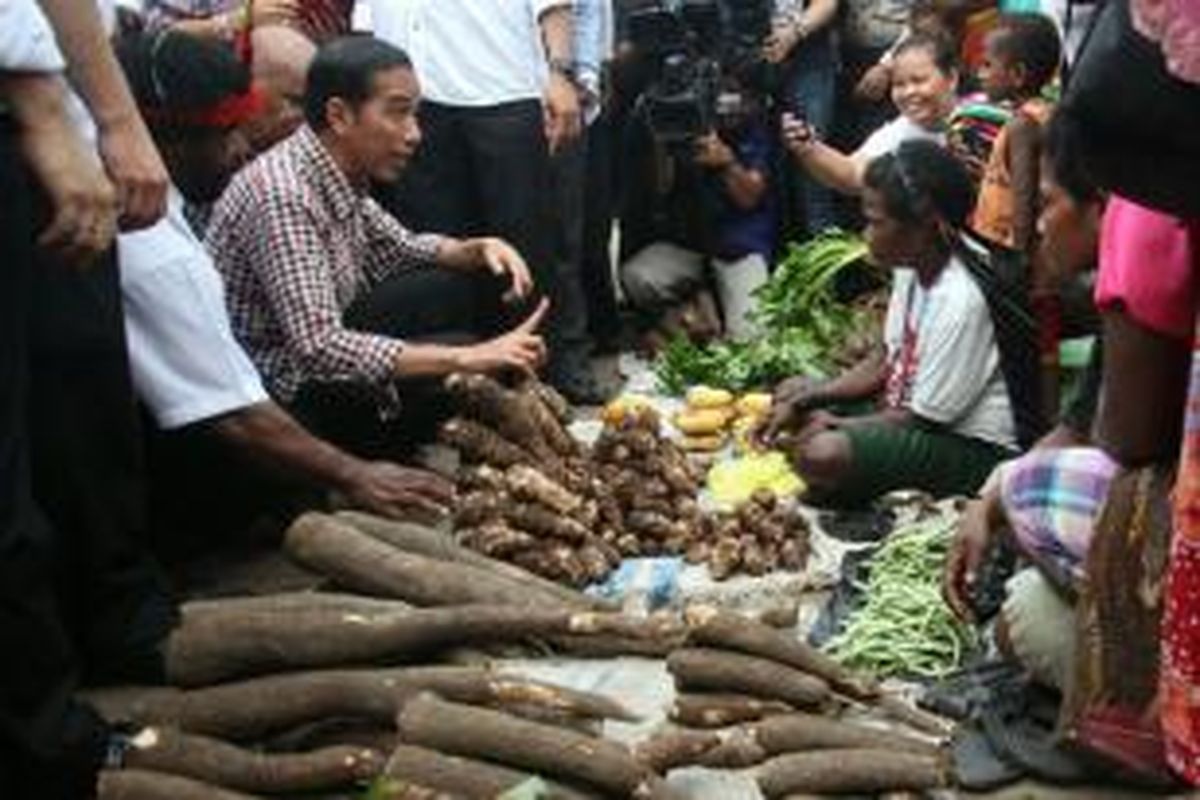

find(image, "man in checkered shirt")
[208,35,549,455]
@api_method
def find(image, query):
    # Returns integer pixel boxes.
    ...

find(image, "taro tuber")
[445,373,557,462]
[460,522,539,558]
[521,378,572,425]
[121,726,382,794]
[505,465,582,515]
[439,418,535,469]
[505,503,590,543]
[97,769,262,800]
[396,693,670,799]
[756,748,947,797]
[515,385,578,457]
[336,511,601,610]
[666,648,831,709]
[684,606,878,701]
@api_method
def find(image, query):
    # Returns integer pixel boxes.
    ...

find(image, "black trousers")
[0,125,174,798]
[380,99,557,337]
[290,269,481,461]
[580,111,622,347]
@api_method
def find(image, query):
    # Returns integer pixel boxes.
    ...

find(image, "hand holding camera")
[780,111,817,157]
[693,132,736,170]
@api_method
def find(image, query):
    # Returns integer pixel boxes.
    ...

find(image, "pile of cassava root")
[633,606,957,798]
[440,374,811,585]
[86,507,699,798]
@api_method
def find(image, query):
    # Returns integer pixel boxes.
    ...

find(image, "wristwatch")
[547,57,575,80]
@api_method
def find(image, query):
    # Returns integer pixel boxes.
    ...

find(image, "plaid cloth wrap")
[998,446,1118,588]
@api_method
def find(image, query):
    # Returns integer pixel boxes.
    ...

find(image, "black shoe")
[551,370,617,406]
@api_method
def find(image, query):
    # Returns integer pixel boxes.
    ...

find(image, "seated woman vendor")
[760,141,1020,508]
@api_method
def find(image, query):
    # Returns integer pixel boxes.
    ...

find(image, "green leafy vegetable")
[653,229,875,394]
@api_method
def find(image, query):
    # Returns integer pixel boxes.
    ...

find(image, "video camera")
[628,0,775,148]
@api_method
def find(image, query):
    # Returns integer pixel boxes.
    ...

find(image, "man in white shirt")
[370,0,590,397]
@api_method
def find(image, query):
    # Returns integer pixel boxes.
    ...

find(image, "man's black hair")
[893,31,958,77]
[863,140,975,228]
[1043,112,1100,204]
[991,13,1062,92]
[304,35,413,131]
[115,29,250,122]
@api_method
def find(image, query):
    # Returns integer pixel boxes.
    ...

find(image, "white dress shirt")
[119,188,270,429]
[369,0,570,107]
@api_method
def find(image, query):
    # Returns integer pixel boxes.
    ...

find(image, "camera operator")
[621,72,776,344]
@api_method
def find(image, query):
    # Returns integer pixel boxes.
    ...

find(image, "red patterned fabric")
[1161,208,1200,785]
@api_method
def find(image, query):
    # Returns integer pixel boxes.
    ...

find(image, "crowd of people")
[1,0,1198,795]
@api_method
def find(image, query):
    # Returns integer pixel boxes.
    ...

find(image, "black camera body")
[629,0,774,147]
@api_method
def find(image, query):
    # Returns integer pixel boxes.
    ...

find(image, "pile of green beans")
[825,515,974,680]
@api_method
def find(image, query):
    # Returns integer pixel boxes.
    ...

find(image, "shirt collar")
[292,124,359,222]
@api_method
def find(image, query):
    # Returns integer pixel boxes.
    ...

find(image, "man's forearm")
[210,401,362,493]
[539,4,574,64]
[35,0,139,130]
[434,237,479,271]
[393,342,469,378]
[3,70,71,131]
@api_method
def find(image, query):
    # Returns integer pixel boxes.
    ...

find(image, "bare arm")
[763,0,838,63]
[1007,115,1042,255]
[538,3,580,152]
[212,402,454,517]
[1096,309,1190,466]
[807,346,889,405]
[2,71,117,262]
[35,0,168,229]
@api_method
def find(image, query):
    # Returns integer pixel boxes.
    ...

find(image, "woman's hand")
[942,498,996,621]
[756,378,823,446]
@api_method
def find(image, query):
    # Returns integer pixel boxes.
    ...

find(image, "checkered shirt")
[206,125,443,412]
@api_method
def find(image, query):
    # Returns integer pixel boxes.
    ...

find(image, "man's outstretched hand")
[343,461,456,522]
[459,297,550,378]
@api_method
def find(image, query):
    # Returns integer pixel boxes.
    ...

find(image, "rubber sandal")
[952,719,1025,790]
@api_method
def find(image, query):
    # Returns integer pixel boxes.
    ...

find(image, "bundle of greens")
[653,230,874,395]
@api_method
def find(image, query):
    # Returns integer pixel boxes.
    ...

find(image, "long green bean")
[825,515,974,680]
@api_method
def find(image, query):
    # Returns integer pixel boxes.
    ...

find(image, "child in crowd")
[971,13,1062,255]
[970,13,1062,413]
